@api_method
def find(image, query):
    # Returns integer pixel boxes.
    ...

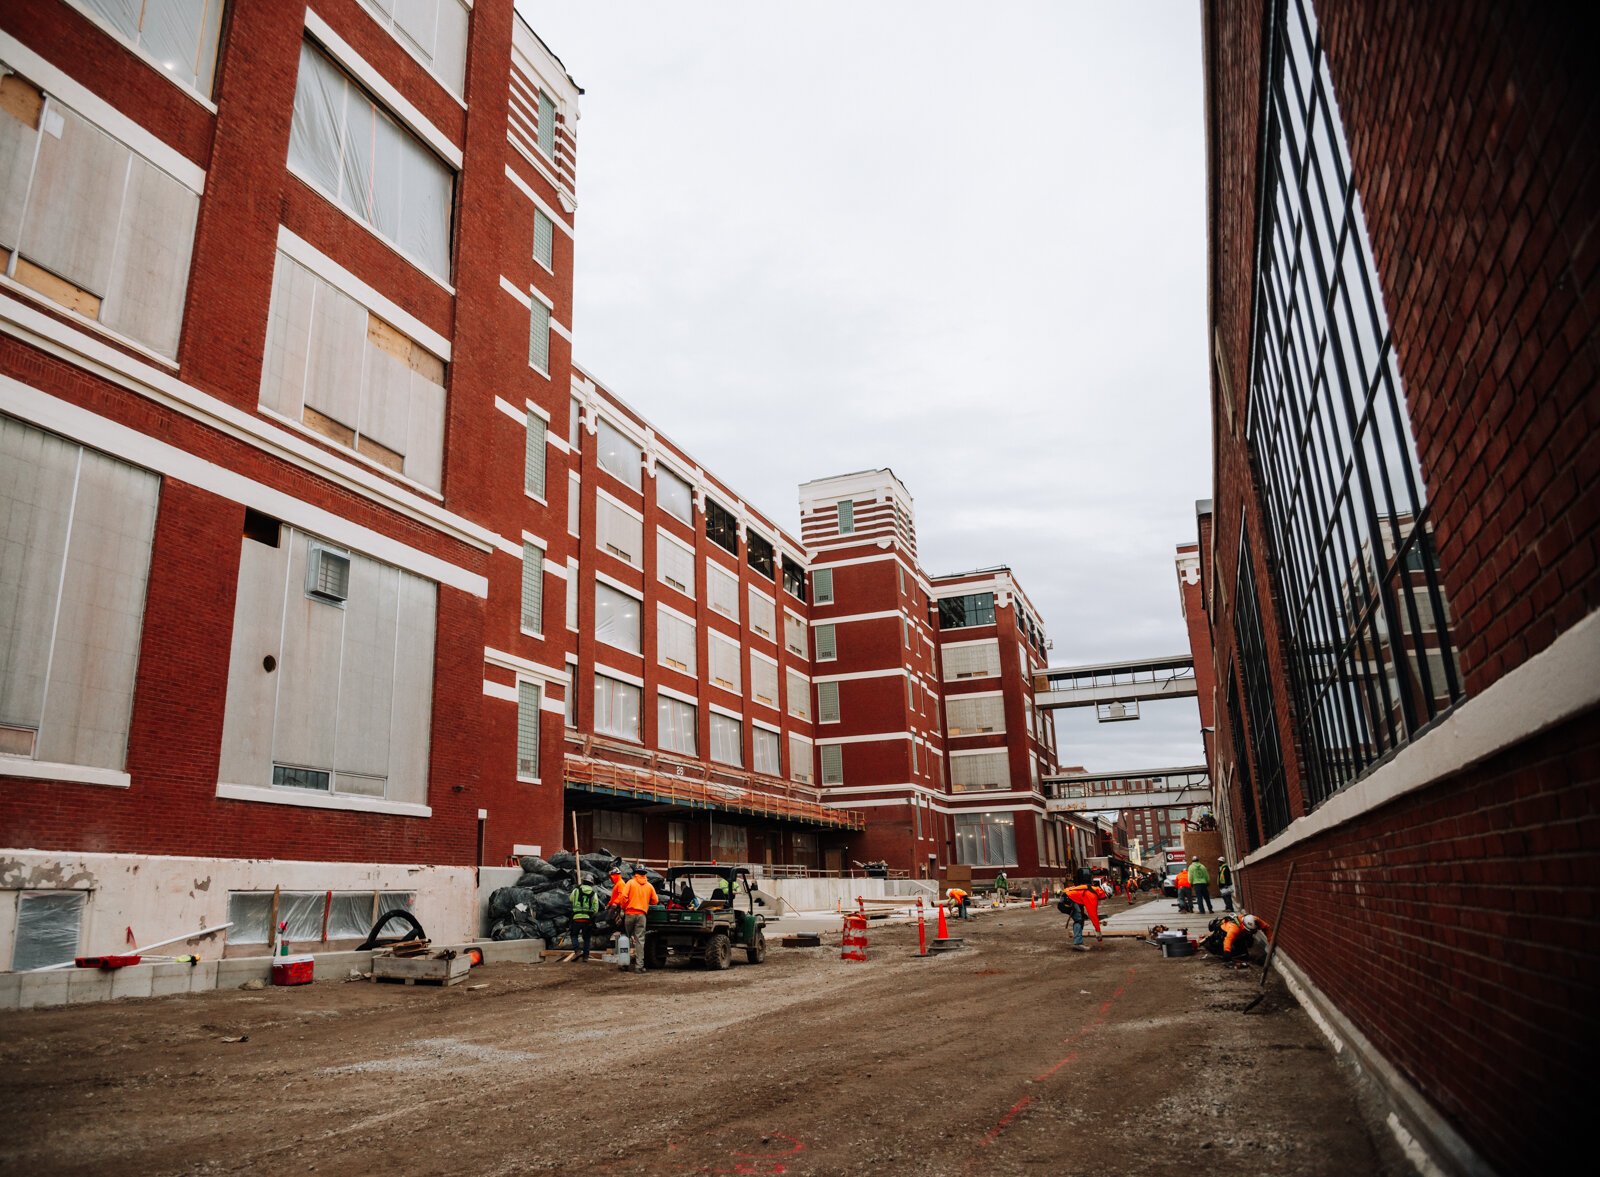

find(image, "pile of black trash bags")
[487,850,668,947]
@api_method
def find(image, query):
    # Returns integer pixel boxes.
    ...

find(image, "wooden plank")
[372,953,469,984]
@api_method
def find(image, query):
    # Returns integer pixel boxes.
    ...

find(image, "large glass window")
[657,693,696,756]
[1247,0,1461,809]
[593,674,640,741]
[520,543,543,634]
[657,466,693,523]
[594,583,641,654]
[746,532,775,579]
[657,606,695,675]
[938,592,996,629]
[0,73,199,356]
[657,531,694,597]
[750,656,778,709]
[1235,539,1291,838]
[288,41,453,278]
[0,416,159,772]
[73,0,225,97]
[781,556,807,601]
[709,712,742,767]
[516,682,540,779]
[595,496,642,566]
[954,812,1017,867]
[596,418,642,491]
[709,633,741,692]
[752,726,779,776]
[747,588,775,640]
[946,695,1005,735]
[786,669,811,720]
[357,0,469,96]
[941,640,1000,680]
[707,562,740,622]
[705,498,739,556]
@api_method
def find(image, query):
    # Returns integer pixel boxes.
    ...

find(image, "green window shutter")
[818,681,840,723]
[517,682,541,777]
[837,500,854,533]
[529,300,551,373]
[533,208,554,269]
[820,744,843,784]
[816,623,837,661]
[524,411,547,497]
[538,92,557,158]
[814,568,834,604]
[521,543,544,633]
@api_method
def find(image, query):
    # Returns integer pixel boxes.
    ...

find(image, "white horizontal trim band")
[217,781,431,818]
[0,758,130,789]
[484,647,570,683]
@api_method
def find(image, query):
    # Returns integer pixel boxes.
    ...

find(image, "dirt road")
[0,907,1406,1176]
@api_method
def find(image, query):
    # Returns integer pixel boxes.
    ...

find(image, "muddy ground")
[0,905,1409,1176]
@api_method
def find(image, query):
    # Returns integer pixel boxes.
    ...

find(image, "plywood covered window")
[259,251,447,489]
[0,416,158,772]
[0,72,199,356]
[287,40,454,279]
[218,529,437,804]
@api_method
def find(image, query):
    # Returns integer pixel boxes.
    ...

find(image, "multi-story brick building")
[1199,1,1597,1171]
[0,2,1079,971]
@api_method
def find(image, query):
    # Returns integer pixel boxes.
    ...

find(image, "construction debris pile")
[488,851,667,947]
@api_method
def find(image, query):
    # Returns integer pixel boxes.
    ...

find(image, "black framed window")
[938,592,995,630]
[746,532,774,580]
[1235,538,1291,839]
[1246,0,1462,810]
[704,498,739,556]
[781,555,807,601]
[1226,668,1263,852]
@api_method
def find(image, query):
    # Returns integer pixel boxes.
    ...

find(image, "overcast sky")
[518,2,1212,772]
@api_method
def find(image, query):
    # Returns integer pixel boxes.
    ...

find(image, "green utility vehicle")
[643,866,768,970]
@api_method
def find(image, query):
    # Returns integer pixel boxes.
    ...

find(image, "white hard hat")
[1242,914,1258,930]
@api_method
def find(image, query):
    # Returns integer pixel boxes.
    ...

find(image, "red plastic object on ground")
[840,914,869,962]
[271,954,315,986]
[75,955,142,970]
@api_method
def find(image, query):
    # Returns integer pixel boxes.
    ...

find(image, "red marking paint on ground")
[1033,1048,1079,1082]
[732,1135,805,1158]
[979,1096,1037,1147]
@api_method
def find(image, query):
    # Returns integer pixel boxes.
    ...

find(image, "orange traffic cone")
[1030,895,1037,909]
[936,902,950,940]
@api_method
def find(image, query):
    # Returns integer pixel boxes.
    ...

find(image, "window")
[837,500,855,534]
[709,633,741,692]
[0,74,199,356]
[567,473,580,536]
[288,41,454,279]
[657,694,697,756]
[596,418,642,491]
[820,744,843,785]
[815,624,837,661]
[259,251,447,488]
[524,411,547,499]
[218,529,436,803]
[565,559,578,630]
[707,562,740,622]
[748,589,775,640]
[753,727,779,776]
[537,90,557,158]
[941,640,1000,680]
[657,531,695,597]
[711,823,747,863]
[357,0,469,95]
[0,418,157,772]
[225,889,414,945]
[746,532,775,579]
[781,556,807,601]
[595,496,642,566]
[813,568,834,604]
[520,543,544,634]
[1247,0,1462,808]
[789,735,813,784]
[533,207,554,270]
[565,659,578,727]
[1235,540,1291,838]
[72,0,226,97]
[593,675,641,740]
[11,890,86,970]
[516,682,541,778]
[657,607,696,675]
[786,669,811,720]
[750,656,778,708]
[710,712,742,767]
[912,739,920,774]
[568,397,582,448]
[595,582,641,654]
[705,498,739,556]
[954,812,1017,866]
[938,592,996,629]
[946,695,1005,735]
[817,681,840,723]
[528,298,551,373]
[784,613,807,658]
[950,752,1009,792]
[658,466,693,524]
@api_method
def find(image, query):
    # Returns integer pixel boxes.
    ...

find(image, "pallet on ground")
[371,952,470,987]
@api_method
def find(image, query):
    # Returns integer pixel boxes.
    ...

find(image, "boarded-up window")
[596,497,642,566]
[750,657,778,708]
[12,891,85,970]
[709,633,741,692]
[784,612,807,657]
[708,562,740,622]
[941,640,1001,680]
[789,736,813,784]
[748,588,775,640]
[950,752,1009,792]
[946,695,1005,735]
[657,607,696,674]
[786,670,811,720]
[657,531,694,597]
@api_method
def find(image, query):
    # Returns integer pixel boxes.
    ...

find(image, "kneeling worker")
[1058,880,1104,951]
[1200,914,1260,960]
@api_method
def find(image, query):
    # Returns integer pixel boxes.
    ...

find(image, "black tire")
[646,935,668,970]
[705,932,732,970]
[745,930,767,965]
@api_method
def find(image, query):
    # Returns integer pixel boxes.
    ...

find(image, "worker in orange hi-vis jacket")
[1059,882,1103,952]
[1175,868,1192,912]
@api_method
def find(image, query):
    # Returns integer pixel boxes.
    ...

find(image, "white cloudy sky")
[518,2,1212,771]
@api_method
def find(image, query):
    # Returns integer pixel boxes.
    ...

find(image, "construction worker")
[994,871,1009,906]
[1188,858,1214,913]
[1175,867,1192,912]
[1217,858,1234,913]
[947,887,970,920]
[1241,912,1272,940]
[569,877,600,961]
[621,867,658,974]
[1200,915,1253,960]
[1058,881,1103,951]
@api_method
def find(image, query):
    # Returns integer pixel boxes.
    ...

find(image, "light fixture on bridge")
[1097,700,1141,723]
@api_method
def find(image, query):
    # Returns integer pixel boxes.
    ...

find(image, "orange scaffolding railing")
[563,736,864,831]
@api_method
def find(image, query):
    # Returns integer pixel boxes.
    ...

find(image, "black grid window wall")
[1245,0,1463,809]
[1234,539,1292,839]
[1226,669,1264,852]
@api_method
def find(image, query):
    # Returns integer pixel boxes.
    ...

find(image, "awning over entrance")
[564,742,863,831]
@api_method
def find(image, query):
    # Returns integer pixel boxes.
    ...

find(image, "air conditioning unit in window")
[306,547,351,604]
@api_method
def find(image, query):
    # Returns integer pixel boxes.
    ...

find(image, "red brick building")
[1199,1,1598,1171]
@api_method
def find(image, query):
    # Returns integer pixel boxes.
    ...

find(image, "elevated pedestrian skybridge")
[1033,654,1196,714]
[1043,765,1211,813]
